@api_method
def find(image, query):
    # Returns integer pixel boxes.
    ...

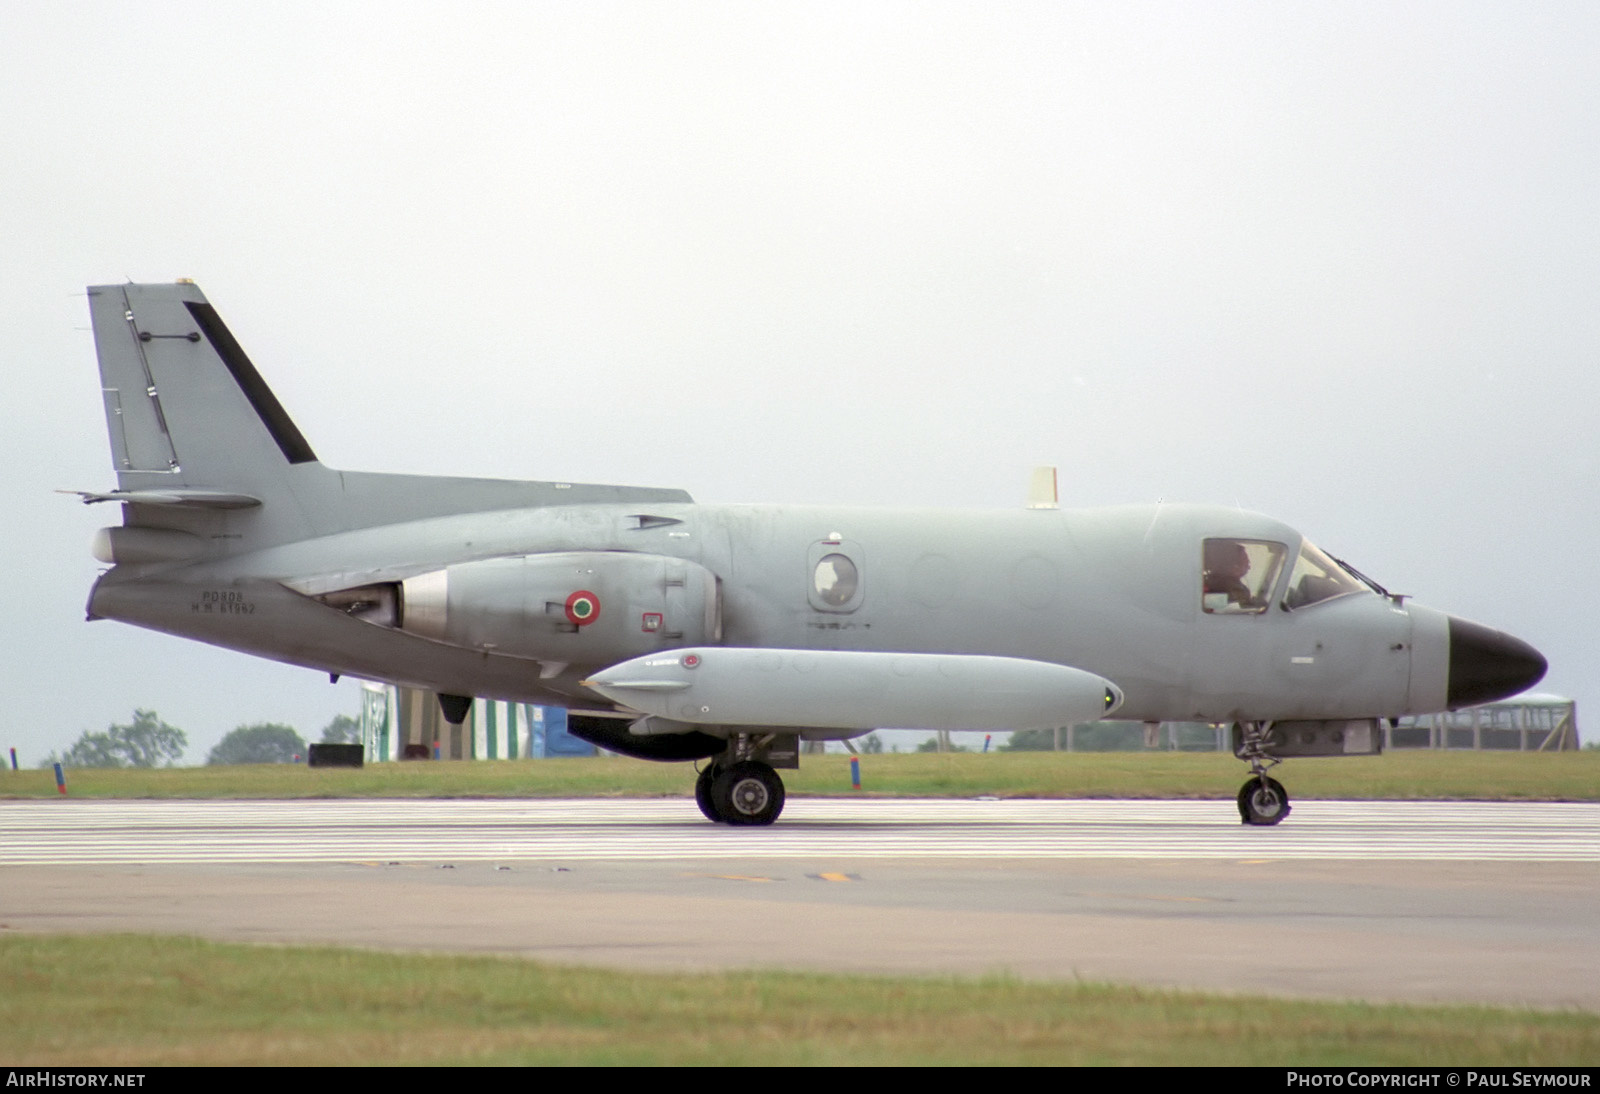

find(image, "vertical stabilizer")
[84,281,697,563]
[87,282,331,553]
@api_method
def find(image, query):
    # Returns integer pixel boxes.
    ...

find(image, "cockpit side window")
[1201,538,1287,615]
[1282,540,1365,610]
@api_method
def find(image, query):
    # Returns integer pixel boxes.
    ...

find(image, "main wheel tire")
[711,760,786,827]
[695,764,724,823]
[1238,775,1290,826]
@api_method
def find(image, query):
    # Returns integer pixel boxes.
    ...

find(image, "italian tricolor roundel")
[564,590,601,626]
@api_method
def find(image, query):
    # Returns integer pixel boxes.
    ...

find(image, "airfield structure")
[1012,694,1578,753]
[359,683,595,761]
[1386,693,1578,751]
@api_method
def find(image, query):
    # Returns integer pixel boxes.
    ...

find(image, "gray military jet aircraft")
[76,282,1546,826]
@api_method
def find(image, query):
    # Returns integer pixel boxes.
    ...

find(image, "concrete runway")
[3,798,1597,1009]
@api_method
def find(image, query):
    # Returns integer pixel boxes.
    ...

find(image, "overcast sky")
[2,2,1594,764]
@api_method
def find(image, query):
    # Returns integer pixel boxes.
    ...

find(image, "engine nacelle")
[399,551,720,665]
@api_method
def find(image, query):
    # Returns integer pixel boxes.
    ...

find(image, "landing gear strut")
[694,736,787,826]
[1234,721,1292,826]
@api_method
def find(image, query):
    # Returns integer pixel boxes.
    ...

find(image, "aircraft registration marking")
[191,589,255,614]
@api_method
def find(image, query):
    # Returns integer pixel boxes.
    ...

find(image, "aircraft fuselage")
[92,498,1468,726]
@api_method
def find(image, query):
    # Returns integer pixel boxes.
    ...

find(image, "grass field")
[3,935,1597,1066]
[3,748,1597,801]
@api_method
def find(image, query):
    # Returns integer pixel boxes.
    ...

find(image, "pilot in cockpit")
[1203,539,1255,611]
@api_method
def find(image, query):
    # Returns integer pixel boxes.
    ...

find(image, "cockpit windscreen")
[1282,540,1366,610]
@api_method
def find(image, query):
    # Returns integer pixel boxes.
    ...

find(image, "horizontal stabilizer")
[64,488,263,510]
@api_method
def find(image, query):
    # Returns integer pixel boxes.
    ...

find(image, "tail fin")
[85,281,695,563]
[87,281,332,556]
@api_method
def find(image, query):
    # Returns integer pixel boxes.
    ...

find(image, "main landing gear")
[694,738,787,825]
[695,759,786,825]
[1234,721,1292,827]
[698,761,786,826]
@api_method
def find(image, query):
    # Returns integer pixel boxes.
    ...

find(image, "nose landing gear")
[1234,721,1292,826]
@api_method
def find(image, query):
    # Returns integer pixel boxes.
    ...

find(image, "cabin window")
[1202,538,1286,614]
[813,553,859,607]
[1282,540,1365,610]
[806,538,866,612]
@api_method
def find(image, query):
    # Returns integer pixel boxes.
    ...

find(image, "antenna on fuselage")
[1142,497,1165,546]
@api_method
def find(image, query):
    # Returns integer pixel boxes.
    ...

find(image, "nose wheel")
[1237,774,1290,826]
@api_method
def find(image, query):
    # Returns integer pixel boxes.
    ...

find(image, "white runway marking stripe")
[1,799,1595,864]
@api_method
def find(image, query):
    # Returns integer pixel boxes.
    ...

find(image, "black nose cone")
[1447,616,1548,708]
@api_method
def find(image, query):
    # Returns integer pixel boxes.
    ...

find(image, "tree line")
[43,711,361,768]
